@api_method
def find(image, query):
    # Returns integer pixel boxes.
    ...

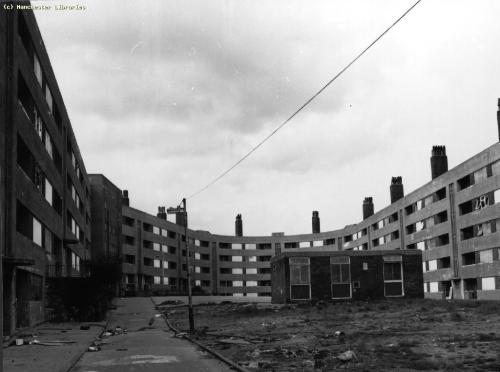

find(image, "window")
[246,244,256,250]
[153,259,160,268]
[153,226,160,235]
[248,256,257,262]
[44,178,53,206]
[246,268,257,274]
[299,241,310,248]
[45,86,53,113]
[163,261,168,269]
[162,245,168,253]
[313,240,323,247]
[383,256,403,297]
[163,277,169,285]
[429,281,439,293]
[330,256,351,299]
[154,276,161,284]
[153,243,160,251]
[428,260,437,271]
[232,243,242,250]
[232,268,243,274]
[33,217,42,246]
[232,281,243,287]
[232,256,243,262]
[194,252,200,260]
[195,266,200,273]
[246,281,257,287]
[289,257,310,300]
[481,277,496,291]
[480,250,493,264]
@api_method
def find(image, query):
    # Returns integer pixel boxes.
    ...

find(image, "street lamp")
[167,198,194,333]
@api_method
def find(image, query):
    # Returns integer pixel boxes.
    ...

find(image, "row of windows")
[461,219,499,241]
[372,212,399,231]
[219,255,270,262]
[457,160,500,191]
[220,268,270,275]
[462,248,500,266]
[289,256,404,300]
[459,189,500,216]
[405,188,447,216]
[406,210,448,234]
[66,211,83,242]
[372,230,399,247]
[422,257,450,272]
[407,233,449,251]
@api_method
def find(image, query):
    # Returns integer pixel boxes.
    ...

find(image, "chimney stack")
[362,197,374,220]
[390,177,404,204]
[122,190,129,206]
[157,206,167,220]
[430,146,448,179]
[235,214,243,236]
[312,211,320,233]
[497,98,500,142]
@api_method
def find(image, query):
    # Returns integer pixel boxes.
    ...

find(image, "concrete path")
[3,321,105,372]
[71,297,233,372]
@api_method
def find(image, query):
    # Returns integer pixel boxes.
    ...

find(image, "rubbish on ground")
[337,350,356,362]
[155,314,162,318]
[335,331,346,344]
[30,339,76,346]
[15,339,23,346]
[217,337,251,345]
[175,332,187,338]
[88,345,101,352]
[101,332,113,337]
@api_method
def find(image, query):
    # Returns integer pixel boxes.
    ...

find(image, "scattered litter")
[154,314,162,318]
[175,332,187,338]
[101,332,113,338]
[335,331,346,344]
[217,337,251,345]
[337,350,356,362]
[30,339,76,346]
[88,346,101,352]
[15,339,23,346]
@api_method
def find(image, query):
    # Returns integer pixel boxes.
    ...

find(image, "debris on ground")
[163,299,500,371]
[88,345,101,352]
[30,339,76,346]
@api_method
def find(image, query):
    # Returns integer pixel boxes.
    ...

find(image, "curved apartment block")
[118,139,500,300]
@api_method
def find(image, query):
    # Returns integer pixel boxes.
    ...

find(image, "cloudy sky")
[35,0,500,236]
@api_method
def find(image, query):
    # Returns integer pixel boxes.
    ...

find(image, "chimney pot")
[430,145,448,179]
[312,211,320,233]
[390,176,404,203]
[362,197,374,220]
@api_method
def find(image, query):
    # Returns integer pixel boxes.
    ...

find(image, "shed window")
[289,257,310,300]
[383,255,404,297]
[330,256,351,299]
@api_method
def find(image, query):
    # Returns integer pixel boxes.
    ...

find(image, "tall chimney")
[235,214,243,236]
[362,197,374,220]
[312,211,320,233]
[430,146,448,179]
[390,177,404,204]
[157,206,167,220]
[122,190,129,206]
[497,98,500,142]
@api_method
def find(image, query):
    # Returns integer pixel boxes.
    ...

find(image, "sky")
[34,0,500,236]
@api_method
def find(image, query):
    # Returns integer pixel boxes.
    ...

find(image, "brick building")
[270,250,423,303]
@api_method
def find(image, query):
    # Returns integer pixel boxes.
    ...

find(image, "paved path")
[3,321,105,372]
[71,297,233,372]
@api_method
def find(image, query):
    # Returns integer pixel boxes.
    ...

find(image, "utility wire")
[187,0,423,200]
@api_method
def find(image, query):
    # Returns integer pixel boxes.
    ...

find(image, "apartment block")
[1,8,91,335]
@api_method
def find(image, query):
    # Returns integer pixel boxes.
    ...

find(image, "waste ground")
[159,299,500,371]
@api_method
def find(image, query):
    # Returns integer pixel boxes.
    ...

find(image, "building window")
[163,261,168,269]
[153,243,160,251]
[153,259,160,268]
[481,277,496,291]
[479,249,493,264]
[232,268,243,274]
[383,255,404,297]
[232,281,243,287]
[153,226,160,235]
[246,268,257,274]
[194,252,200,260]
[195,266,200,273]
[154,276,161,284]
[429,281,439,293]
[299,241,310,248]
[163,277,169,285]
[330,256,351,299]
[289,257,310,300]
[246,244,256,250]
[246,281,257,287]
[232,256,243,262]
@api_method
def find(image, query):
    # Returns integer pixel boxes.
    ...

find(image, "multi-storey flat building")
[1,8,91,335]
[117,135,500,301]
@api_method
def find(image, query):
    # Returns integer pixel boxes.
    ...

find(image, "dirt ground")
[159,299,500,371]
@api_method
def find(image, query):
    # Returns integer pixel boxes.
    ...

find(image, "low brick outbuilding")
[271,249,423,303]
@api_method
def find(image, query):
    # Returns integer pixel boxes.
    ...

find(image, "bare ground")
[160,299,500,371]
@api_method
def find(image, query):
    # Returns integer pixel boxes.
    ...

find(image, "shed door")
[331,256,351,298]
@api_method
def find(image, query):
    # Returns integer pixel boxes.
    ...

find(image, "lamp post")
[167,198,194,333]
